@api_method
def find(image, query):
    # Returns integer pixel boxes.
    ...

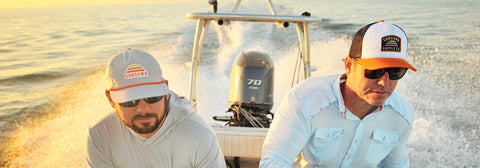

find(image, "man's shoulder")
[287,74,341,117]
[183,112,215,134]
[168,95,215,136]
[386,92,414,113]
[164,112,218,147]
[386,92,414,128]
[293,74,339,97]
[295,74,339,92]
[89,111,120,132]
[87,111,124,150]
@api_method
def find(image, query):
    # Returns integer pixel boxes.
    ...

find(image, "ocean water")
[0,0,479,167]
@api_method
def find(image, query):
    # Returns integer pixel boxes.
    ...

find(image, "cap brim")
[109,83,169,103]
[357,58,417,71]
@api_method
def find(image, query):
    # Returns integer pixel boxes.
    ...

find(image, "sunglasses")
[118,96,164,107]
[364,68,408,80]
[353,58,408,80]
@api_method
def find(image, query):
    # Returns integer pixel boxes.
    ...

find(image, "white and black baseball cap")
[349,20,417,71]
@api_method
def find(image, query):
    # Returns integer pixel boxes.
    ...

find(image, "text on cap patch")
[125,64,149,79]
[381,35,401,52]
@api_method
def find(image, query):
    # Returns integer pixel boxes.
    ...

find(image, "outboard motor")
[213,51,274,127]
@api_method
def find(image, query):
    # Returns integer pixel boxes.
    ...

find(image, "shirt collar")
[334,73,388,120]
[333,74,347,118]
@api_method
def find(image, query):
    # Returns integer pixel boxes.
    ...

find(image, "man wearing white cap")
[86,48,225,168]
[260,20,416,167]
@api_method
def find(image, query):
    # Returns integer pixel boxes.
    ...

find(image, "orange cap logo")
[125,64,148,79]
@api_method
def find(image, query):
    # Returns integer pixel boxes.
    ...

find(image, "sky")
[0,0,203,9]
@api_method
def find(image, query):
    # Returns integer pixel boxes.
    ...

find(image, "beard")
[120,95,170,135]
[130,113,162,134]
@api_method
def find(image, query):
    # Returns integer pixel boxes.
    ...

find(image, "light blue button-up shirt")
[260,74,413,168]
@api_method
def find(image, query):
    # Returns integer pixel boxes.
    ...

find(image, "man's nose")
[377,72,390,86]
[135,99,150,113]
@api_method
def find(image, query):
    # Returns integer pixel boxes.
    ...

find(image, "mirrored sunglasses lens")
[119,100,138,107]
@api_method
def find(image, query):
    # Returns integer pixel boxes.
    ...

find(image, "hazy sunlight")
[0,0,204,9]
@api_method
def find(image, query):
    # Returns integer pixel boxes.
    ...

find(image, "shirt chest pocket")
[308,128,344,161]
[365,130,400,164]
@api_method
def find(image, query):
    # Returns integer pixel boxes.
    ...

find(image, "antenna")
[208,0,218,13]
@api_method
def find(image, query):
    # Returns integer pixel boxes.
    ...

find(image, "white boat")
[186,0,320,166]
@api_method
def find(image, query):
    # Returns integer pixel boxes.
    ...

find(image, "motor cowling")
[228,51,274,111]
[213,51,274,127]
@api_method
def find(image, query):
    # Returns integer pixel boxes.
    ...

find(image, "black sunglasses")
[118,96,164,107]
[353,58,408,80]
[364,68,408,80]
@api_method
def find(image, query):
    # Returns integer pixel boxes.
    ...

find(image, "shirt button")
[354,139,358,143]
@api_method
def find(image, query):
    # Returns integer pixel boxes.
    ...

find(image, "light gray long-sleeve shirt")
[86,92,226,168]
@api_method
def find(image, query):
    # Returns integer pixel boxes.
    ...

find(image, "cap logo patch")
[381,35,401,52]
[125,64,148,79]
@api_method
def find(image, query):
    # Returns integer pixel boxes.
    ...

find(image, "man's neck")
[340,82,378,119]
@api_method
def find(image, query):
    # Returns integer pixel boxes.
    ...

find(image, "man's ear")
[165,94,170,102]
[105,90,116,108]
[344,56,354,76]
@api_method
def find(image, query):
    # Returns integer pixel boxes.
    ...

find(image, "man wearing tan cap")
[260,21,416,167]
[86,48,225,168]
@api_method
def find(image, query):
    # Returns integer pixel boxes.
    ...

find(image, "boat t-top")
[186,0,320,166]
